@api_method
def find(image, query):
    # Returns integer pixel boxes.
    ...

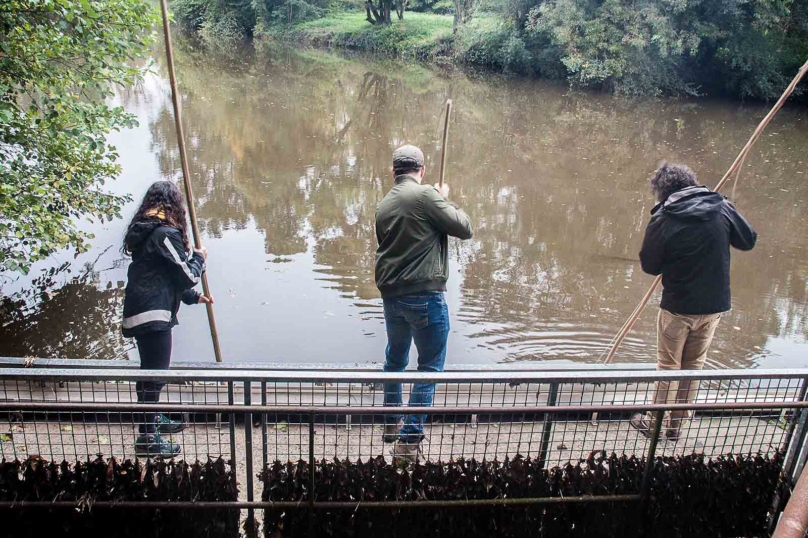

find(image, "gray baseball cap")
[392,145,424,170]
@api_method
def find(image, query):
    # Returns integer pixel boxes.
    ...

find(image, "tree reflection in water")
[9,37,801,366]
[0,258,129,360]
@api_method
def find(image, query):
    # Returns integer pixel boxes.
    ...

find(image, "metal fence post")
[244,381,254,531]
[537,382,558,469]
[261,381,268,470]
[227,382,236,464]
[782,378,808,481]
[308,413,316,538]
[770,377,808,533]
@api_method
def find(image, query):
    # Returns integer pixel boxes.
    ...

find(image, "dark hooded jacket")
[639,186,757,315]
[122,220,205,338]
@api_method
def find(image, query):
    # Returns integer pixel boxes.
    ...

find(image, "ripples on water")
[1,39,807,368]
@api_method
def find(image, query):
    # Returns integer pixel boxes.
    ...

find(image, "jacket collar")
[663,185,711,208]
[652,185,712,214]
[395,174,420,185]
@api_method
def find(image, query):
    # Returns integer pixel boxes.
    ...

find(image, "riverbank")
[268,12,532,74]
[281,12,451,60]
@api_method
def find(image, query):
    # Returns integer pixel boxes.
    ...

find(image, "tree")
[366,0,410,24]
[527,0,807,97]
[0,0,158,275]
[453,0,477,32]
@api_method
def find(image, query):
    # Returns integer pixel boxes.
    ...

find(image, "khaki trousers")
[648,308,721,431]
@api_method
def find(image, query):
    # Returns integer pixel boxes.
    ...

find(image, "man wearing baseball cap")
[375,144,474,462]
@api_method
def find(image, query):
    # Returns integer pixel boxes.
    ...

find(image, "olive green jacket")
[375,174,473,299]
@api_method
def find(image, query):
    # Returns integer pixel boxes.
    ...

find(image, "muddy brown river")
[1,39,806,368]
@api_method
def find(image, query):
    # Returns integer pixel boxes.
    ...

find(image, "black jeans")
[135,330,172,435]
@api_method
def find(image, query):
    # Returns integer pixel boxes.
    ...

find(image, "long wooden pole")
[602,58,808,365]
[159,0,224,363]
[438,99,453,187]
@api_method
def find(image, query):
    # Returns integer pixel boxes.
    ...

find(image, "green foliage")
[527,0,698,95]
[288,12,453,58]
[527,0,808,97]
[454,17,529,72]
[409,0,453,15]
[252,0,328,32]
[172,0,209,31]
[0,0,158,275]
[705,8,808,100]
[201,0,255,39]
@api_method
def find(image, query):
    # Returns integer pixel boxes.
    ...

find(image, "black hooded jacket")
[122,220,206,338]
[639,186,757,315]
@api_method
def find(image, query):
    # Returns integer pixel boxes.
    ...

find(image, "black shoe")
[135,433,181,457]
[155,414,186,434]
[383,424,399,443]
[665,428,680,442]
[629,413,653,439]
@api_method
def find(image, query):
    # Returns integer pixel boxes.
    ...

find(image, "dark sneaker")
[383,424,399,444]
[390,440,422,463]
[135,433,181,457]
[155,414,186,434]
[665,428,680,442]
[629,413,653,439]
[382,418,404,443]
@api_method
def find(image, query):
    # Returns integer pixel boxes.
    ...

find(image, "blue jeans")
[383,292,449,443]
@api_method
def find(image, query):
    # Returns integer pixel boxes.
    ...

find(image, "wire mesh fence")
[0,366,806,509]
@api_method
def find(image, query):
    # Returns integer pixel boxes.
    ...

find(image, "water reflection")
[3,37,805,366]
[0,259,129,360]
[133,38,808,367]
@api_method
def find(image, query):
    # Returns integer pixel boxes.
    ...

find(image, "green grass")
[288,12,455,59]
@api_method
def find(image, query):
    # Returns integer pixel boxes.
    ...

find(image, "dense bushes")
[526,0,808,98]
[261,452,785,538]
[0,457,239,538]
[453,18,530,73]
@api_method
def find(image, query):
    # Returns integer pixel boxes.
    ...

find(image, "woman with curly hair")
[122,181,212,457]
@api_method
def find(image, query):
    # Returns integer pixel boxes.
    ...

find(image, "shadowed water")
[1,39,806,368]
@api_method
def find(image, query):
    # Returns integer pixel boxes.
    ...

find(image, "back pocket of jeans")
[399,301,429,330]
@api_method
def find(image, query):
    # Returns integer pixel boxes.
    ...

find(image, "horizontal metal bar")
[0,357,658,372]
[0,401,806,415]
[0,494,640,510]
[0,366,805,384]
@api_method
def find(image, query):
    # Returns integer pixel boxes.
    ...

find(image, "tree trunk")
[366,0,383,24]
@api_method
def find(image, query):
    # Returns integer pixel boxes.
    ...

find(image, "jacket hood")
[652,186,725,221]
[125,219,162,252]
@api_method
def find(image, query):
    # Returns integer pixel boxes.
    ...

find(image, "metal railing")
[0,361,806,532]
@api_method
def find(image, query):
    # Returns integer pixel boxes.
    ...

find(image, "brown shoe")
[629,413,653,439]
[665,428,680,442]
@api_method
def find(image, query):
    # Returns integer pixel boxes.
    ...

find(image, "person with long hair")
[121,181,212,457]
